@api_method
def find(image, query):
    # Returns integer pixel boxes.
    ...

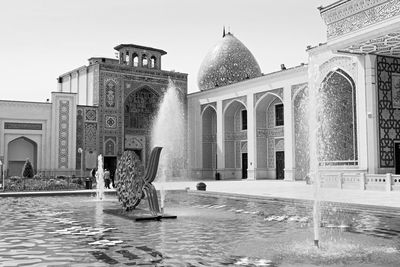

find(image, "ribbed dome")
[198,33,262,91]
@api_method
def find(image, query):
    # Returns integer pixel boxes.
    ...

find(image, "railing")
[319,172,400,192]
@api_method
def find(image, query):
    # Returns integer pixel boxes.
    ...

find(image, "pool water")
[1,191,400,266]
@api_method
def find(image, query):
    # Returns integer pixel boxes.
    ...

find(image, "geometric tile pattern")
[85,109,97,121]
[58,100,69,168]
[84,122,97,150]
[105,79,117,108]
[105,115,117,129]
[377,55,400,167]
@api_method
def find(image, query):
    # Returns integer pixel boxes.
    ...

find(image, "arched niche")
[224,100,247,176]
[318,68,357,165]
[202,106,217,170]
[255,93,284,178]
[7,136,37,177]
[124,87,159,130]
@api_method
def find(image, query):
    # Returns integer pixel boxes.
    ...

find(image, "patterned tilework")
[198,33,262,91]
[76,108,84,169]
[85,109,97,121]
[58,100,69,168]
[377,55,400,167]
[85,122,97,150]
[105,115,117,129]
[322,0,400,39]
[105,79,117,108]
[254,88,284,105]
[104,136,117,156]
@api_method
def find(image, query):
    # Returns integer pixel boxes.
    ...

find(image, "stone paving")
[153,180,400,209]
[1,179,400,209]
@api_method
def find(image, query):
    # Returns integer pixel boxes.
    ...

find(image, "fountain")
[308,55,321,248]
[95,154,105,201]
[151,78,186,182]
[151,78,186,210]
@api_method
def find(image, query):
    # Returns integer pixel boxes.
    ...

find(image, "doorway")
[395,142,400,174]
[276,151,285,180]
[104,156,117,186]
[242,153,248,179]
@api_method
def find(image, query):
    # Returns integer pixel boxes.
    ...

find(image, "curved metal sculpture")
[142,146,162,216]
[115,147,162,214]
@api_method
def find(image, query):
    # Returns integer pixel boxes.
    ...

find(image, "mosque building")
[187,0,400,181]
[0,44,187,177]
[1,0,400,183]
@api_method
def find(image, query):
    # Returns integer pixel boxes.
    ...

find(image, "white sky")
[0,0,333,102]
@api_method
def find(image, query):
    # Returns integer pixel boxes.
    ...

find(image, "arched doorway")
[224,100,247,179]
[255,93,284,179]
[7,137,37,177]
[202,106,217,178]
[319,69,357,166]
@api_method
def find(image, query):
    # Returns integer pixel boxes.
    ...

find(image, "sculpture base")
[104,208,177,221]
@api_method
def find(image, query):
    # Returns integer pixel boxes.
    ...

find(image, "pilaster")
[247,93,255,179]
[216,100,225,175]
[283,85,295,181]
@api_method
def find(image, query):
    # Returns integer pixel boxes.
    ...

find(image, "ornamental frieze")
[4,122,42,130]
[323,0,400,39]
[225,131,247,141]
[256,128,284,138]
[202,134,216,143]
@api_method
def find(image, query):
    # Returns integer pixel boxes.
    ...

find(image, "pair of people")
[91,168,114,189]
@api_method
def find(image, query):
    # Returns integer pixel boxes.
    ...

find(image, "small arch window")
[142,55,148,67]
[133,53,139,67]
[150,56,157,68]
[125,51,130,65]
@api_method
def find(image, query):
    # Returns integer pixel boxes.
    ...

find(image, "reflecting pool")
[1,192,400,266]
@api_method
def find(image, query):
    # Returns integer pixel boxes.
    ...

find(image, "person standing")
[104,169,111,189]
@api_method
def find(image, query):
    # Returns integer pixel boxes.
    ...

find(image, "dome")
[198,33,262,91]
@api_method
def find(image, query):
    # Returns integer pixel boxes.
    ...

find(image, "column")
[283,85,295,181]
[247,93,255,179]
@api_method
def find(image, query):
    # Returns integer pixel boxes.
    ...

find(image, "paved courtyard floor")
[154,180,400,209]
[1,180,400,209]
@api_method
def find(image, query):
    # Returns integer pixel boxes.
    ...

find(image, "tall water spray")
[152,79,186,183]
[96,154,105,201]
[308,56,322,247]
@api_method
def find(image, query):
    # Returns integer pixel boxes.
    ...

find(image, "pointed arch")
[7,136,38,177]
[318,68,357,165]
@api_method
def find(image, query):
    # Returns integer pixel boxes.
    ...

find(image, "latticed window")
[124,88,159,129]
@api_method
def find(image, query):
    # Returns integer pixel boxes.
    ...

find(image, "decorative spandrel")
[124,88,159,129]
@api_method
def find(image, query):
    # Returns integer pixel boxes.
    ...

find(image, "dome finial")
[223,26,226,38]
